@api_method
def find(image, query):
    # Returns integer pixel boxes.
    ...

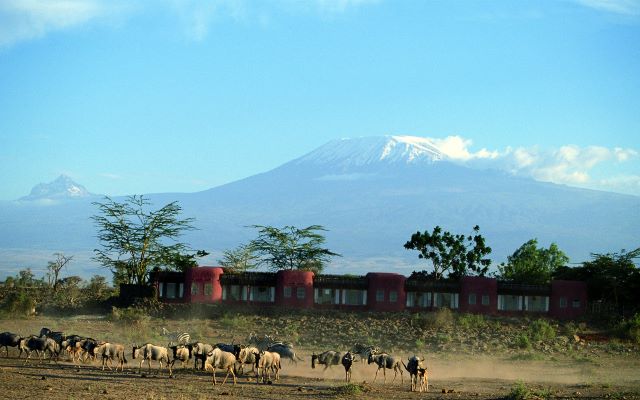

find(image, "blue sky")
[0,0,639,200]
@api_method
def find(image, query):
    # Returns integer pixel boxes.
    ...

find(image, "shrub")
[110,305,151,324]
[433,308,455,329]
[617,313,640,344]
[457,313,486,329]
[508,381,530,400]
[529,319,556,342]
[516,333,531,349]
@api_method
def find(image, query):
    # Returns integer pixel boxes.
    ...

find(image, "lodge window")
[468,293,477,305]
[572,299,581,308]
[166,283,176,299]
[314,288,339,305]
[559,297,568,308]
[343,289,367,306]
[283,286,292,298]
[434,292,459,309]
[482,295,490,306]
[389,291,398,303]
[204,283,212,296]
[297,287,306,299]
[376,290,384,302]
[191,282,199,296]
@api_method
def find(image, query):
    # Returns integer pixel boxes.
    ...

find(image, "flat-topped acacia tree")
[92,195,196,285]
[249,224,340,274]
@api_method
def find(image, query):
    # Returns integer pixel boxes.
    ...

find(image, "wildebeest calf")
[0,332,22,357]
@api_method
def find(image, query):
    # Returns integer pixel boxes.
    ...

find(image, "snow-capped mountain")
[20,175,93,201]
[293,136,443,168]
[0,135,638,278]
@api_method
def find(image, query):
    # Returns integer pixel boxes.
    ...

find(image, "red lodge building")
[150,267,587,319]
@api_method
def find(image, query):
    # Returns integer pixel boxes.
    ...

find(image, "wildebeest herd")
[0,328,429,392]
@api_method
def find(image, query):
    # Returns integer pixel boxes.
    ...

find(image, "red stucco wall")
[185,266,224,303]
[275,270,315,308]
[366,272,406,312]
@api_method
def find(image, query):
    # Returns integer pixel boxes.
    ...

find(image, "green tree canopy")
[218,243,259,273]
[404,225,492,280]
[92,195,196,285]
[554,248,640,314]
[498,239,569,284]
[249,225,340,274]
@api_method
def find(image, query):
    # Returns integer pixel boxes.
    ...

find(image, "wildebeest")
[192,342,214,370]
[95,342,127,372]
[341,352,356,382]
[368,352,403,384]
[215,342,241,359]
[402,355,428,392]
[204,348,237,386]
[237,346,259,376]
[80,338,100,362]
[266,343,302,364]
[133,343,172,375]
[169,344,192,370]
[20,336,60,363]
[255,350,281,384]
[0,332,23,357]
[311,350,343,371]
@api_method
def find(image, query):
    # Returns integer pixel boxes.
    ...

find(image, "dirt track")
[1,350,639,400]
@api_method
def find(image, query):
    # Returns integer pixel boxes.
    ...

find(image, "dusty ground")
[0,314,639,399]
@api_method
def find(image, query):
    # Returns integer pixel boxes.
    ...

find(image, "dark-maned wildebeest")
[401,355,428,392]
[204,348,237,386]
[95,342,127,372]
[311,350,343,371]
[341,352,356,382]
[20,336,60,363]
[192,342,214,370]
[0,332,23,357]
[133,343,172,375]
[214,342,241,359]
[368,352,403,384]
[267,342,302,364]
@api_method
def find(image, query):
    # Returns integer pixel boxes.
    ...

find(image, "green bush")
[508,381,530,400]
[110,305,151,324]
[617,313,640,344]
[516,333,531,349]
[433,308,455,329]
[529,319,556,342]
[457,313,486,329]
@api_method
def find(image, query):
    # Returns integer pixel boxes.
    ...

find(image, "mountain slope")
[0,136,638,277]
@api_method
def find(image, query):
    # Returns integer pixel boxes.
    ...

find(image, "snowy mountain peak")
[293,135,443,168]
[20,175,92,201]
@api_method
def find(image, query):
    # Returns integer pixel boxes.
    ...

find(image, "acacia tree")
[249,225,340,274]
[218,243,259,273]
[404,225,492,280]
[498,239,569,284]
[46,253,73,293]
[92,195,195,285]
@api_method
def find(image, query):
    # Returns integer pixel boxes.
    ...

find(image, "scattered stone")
[41,376,46,380]
[102,389,108,394]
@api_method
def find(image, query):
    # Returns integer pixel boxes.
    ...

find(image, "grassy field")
[0,307,639,399]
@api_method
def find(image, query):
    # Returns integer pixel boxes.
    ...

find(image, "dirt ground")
[0,350,639,400]
[1,314,639,399]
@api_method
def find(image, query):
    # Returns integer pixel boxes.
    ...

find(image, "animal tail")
[401,360,409,372]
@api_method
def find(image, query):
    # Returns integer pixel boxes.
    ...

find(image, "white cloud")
[472,142,640,193]
[576,0,640,16]
[0,0,123,48]
[427,135,499,161]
